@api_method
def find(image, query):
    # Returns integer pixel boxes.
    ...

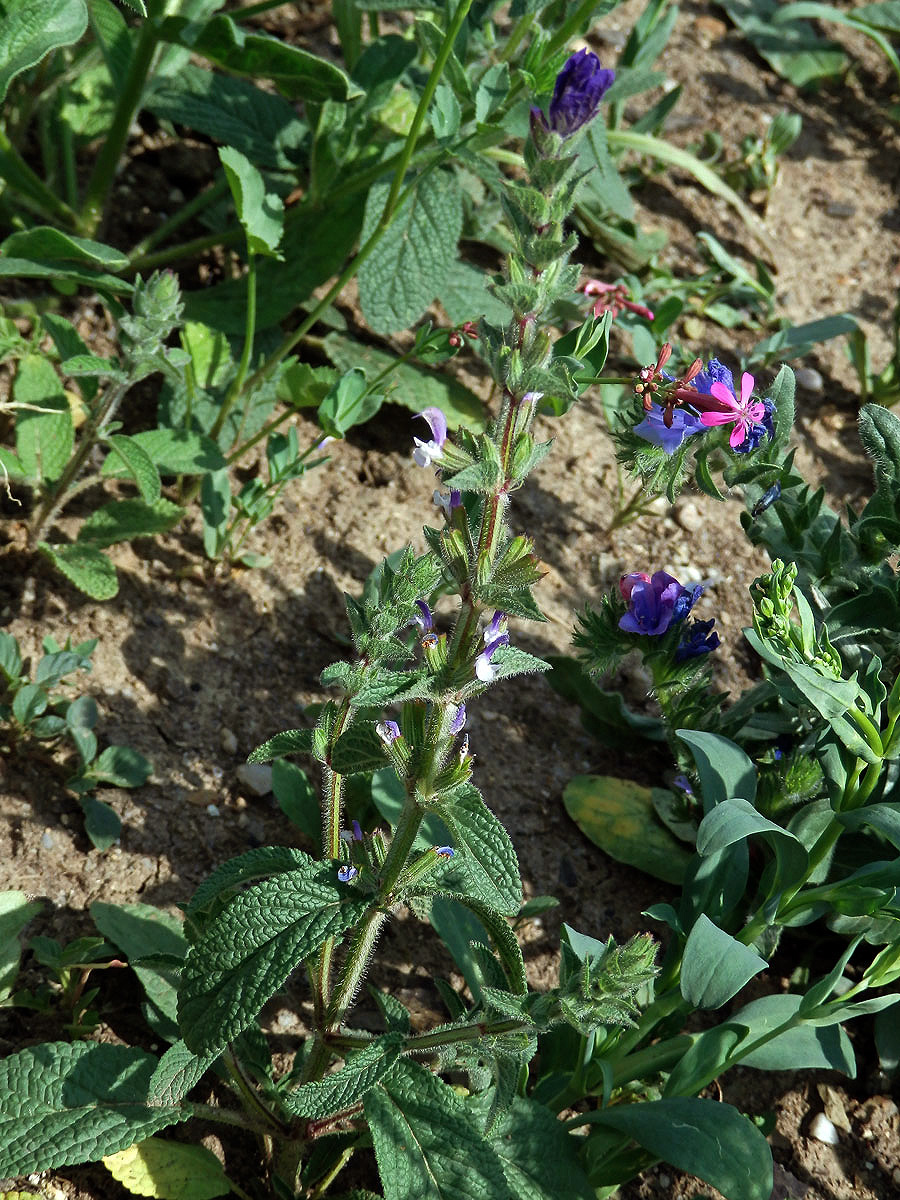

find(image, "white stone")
[236,762,273,796]
[220,727,238,755]
[809,1113,840,1145]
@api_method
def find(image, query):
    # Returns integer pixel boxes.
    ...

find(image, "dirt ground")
[1,2,899,1198]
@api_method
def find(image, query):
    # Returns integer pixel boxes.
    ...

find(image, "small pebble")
[206,804,220,817]
[220,727,238,755]
[658,1174,671,1189]
[825,202,856,218]
[674,500,703,533]
[809,1112,840,1145]
[41,831,53,849]
[236,762,273,796]
[186,788,217,807]
[795,367,824,393]
[892,1166,900,1185]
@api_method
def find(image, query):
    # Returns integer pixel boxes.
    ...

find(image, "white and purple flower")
[413,407,447,468]
[475,611,509,681]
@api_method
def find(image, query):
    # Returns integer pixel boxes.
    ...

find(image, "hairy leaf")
[0,1041,189,1177]
[282,1034,405,1118]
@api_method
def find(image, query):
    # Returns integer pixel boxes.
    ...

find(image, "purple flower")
[475,611,509,681]
[433,488,461,518]
[337,865,358,883]
[413,407,447,467]
[619,572,701,636]
[539,49,615,138]
[339,822,363,843]
[414,600,433,632]
[751,480,781,518]
[434,845,455,858]
[675,618,720,662]
[673,774,693,795]
[449,703,467,735]
[634,403,706,455]
[376,720,401,745]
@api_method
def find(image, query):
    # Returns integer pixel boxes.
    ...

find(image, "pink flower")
[699,372,765,450]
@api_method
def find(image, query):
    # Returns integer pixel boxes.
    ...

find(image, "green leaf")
[434,785,521,915]
[489,1097,594,1200]
[440,259,511,326]
[0,1041,190,1177]
[546,655,665,747]
[91,901,186,1032]
[0,256,131,295]
[271,759,320,848]
[365,1059,509,1200]
[430,81,461,139]
[77,497,183,548]
[178,865,368,1055]
[677,730,756,813]
[102,1137,232,1200]
[318,368,381,438]
[146,63,307,171]
[186,846,314,919]
[282,1033,405,1118]
[248,728,313,762]
[101,428,226,477]
[91,744,152,788]
[14,355,74,483]
[0,630,22,682]
[104,435,161,503]
[357,171,463,334]
[563,775,692,885]
[331,721,391,774]
[2,227,127,272]
[680,914,766,1009]
[718,0,846,86]
[324,332,485,431]
[38,541,118,599]
[163,13,354,102]
[219,145,284,258]
[428,896,491,1002]
[583,1097,772,1200]
[79,795,121,851]
[696,797,807,890]
[730,994,854,1073]
[149,1041,220,1106]
[184,196,362,334]
[0,0,88,103]
[0,891,42,996]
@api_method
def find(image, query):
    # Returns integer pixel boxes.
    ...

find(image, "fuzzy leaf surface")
[0,1041,189,1177]
[179,866,368,1055]
[0,0,88,102]
[365,1059,510,1200]
[489,1097,593,1200]
[358,171,463,333]
[77,498,183,548]
[14,355,73,483]
[38,542,118,599]
[282,1034,405,1118]
[434,785,521,915]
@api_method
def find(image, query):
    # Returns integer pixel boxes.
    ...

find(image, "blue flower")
[693,358,735,397]
[533,49,615,139]
[413,407,447,468]
[634,403,706,455]
[414,600,433,632]
[619,572,701,636]
[675,618,720,661]
[337,865,358,883]
[434,845,455,858]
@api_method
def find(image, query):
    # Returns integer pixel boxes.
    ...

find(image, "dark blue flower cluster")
[533,49,615,139]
